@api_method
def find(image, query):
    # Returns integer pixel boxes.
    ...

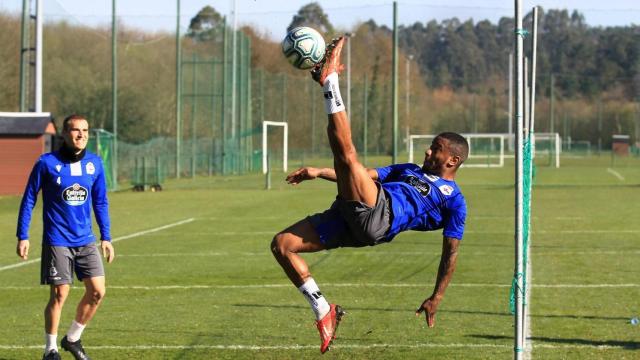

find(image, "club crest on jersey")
[403,175,431,196]
[86,162,95,175]
[438,185,454,196]
[55,164,62,172]
[62,183,88,206]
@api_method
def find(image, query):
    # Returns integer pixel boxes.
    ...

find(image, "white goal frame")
[262,121,288,174]
[530,132,561,168]
[409,133,506,168]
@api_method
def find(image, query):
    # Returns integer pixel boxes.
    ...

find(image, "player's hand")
[415,296,439,328]
[101,240,115,263]
[16,240,30,260]
[286,167,320,185]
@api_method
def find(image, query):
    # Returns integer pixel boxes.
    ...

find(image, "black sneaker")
[61,336,92,360]
[42,350,61,360]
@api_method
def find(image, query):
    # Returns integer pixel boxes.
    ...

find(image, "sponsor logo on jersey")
[438,184,454,196]
[403,175,431,196]
[425,174,439,182]
[323,91,334,99]
[86,162,95,175]
[55,164,62,172]
[62,183,88,206]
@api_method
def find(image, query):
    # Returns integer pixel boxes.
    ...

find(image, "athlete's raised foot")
[316,304,346,354]
[61,336,92,360]
[311,36,346,86]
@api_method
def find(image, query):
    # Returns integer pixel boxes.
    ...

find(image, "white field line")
[113,249,640,258]
[606,168,625,181]
[0,343,631,351]
[149,229,640,236]
[1,282,638,291]
[0,218,195,272]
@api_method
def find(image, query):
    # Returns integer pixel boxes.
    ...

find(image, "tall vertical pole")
[529,7,538,134]
[230,0,238,139]
[597,98,602,154]
[112,0,118,189]
[364,75,368,166]
[391,1,398,163]
[514,0,525,359]
[175,0,182,178]
[19,0,29,112]
[346,33,352,118]
[550,74,555,133]
[34,0,43,112]
[406,54,412,153]
[221,17,227,174]
[508,52,513,151]
[191,54,198,178]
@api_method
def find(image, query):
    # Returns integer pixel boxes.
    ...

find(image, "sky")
[0,0,638,40]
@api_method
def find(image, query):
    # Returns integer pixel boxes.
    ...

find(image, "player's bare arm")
[16,239,30,260]
[286,167,378,185]
[415,236,459,328]
[101,240,115,263]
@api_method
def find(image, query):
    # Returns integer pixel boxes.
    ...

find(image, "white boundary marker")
[1,282,638,291]
[606,168,625,181]
[0,218,195,272]
[0,342,632,351]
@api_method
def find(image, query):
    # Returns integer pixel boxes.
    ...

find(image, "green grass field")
[1,155,639,359]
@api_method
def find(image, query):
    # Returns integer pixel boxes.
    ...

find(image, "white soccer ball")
[281,27,326,70]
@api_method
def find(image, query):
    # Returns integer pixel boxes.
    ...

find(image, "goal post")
[262,121,288,174]
[531,132,561,168]
[409,133,506,168]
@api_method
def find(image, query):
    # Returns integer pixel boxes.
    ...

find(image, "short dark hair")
[436,132,469,166]
[62,114,87,131]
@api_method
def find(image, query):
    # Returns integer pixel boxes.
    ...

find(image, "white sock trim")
[322,73,346,114]
[66,320,86,343]
[298,277,331,320]
[45,333,58,353]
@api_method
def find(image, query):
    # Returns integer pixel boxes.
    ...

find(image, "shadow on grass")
[232,304,631,322]
[470,334,639,350]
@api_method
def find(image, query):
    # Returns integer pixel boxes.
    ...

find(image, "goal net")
[409,133,506,168]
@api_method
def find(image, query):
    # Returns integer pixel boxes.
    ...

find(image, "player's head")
[422,132,469,176]
[62,114,89,152]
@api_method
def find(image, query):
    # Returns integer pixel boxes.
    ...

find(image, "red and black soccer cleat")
[316,303,346,354]
[311,37,346,86]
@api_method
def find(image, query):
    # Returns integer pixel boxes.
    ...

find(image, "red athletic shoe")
[311,37,346,86]
[316,304,345,354]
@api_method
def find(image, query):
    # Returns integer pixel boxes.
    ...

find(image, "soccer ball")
[281,27,326,70]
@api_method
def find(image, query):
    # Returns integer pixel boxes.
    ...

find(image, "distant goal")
[409,133,506,168]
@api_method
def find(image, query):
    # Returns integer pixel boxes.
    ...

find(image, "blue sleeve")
[16,159,44,240]
[91,159,111,240]
[376,163,409,182]
[442,195,466,240]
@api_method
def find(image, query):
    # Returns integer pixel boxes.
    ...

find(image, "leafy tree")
[188,5,224,41]
[287,2,334,34]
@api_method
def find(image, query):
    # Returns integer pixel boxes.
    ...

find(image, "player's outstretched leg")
[270,219,345,353]
[312,37,378,207]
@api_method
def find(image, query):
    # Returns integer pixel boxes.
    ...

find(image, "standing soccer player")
[16,114,114,360]
[271,37,469,353]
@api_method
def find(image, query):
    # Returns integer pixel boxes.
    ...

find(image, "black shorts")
[41,243,105,285]
[307,182,392,249]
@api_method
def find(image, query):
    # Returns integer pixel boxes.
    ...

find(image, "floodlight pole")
[176,0,182,178]
[391,1,398,163]
[19,0,29,112]
[34,0,43,112]
[514,0,525,359]
[112,0,118,189]
[346,33,353,119]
